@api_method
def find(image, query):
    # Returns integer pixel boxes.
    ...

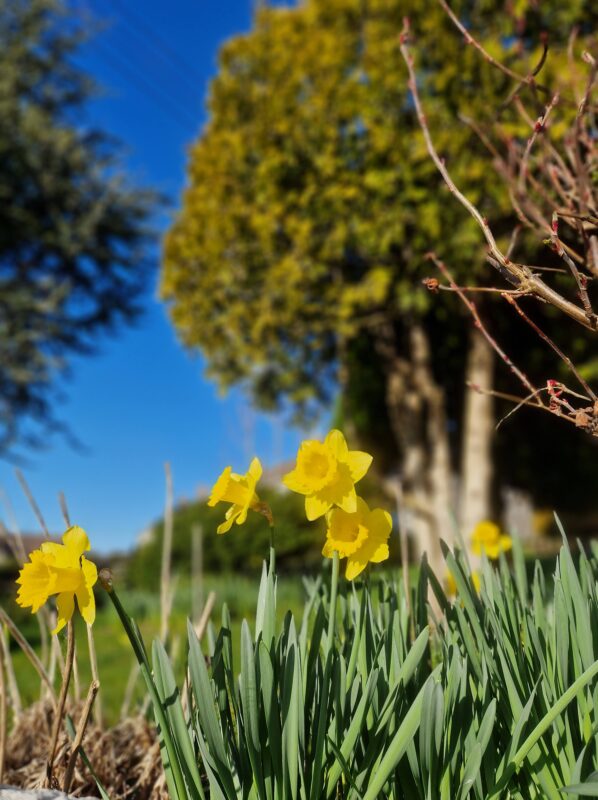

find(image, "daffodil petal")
[217,509,238,534]
[337,486,357,514]
[325,429,349,460]
[367,542,389,563]
[347,451,373,482]
[345,556,367,581]
[81,557,98,587]
[322,538,335,558]
[62,526,91,556]
[53,592,75,635]
[248,457,262,484]
[500,535,513,552]
[76,584,96,626]
[305,493,330,521]
[369,508,393,539]
[282,469,308,494]
[16,550,55,612]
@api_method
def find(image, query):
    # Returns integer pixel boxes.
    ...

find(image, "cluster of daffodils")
[209,429,392,580]
[16,525,97,633]
[14,432,514,628]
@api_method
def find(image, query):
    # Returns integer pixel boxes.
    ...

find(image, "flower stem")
[45,619,75,787]
[269,523,275,574]
[326,550,340,651]
[99,569,188,800]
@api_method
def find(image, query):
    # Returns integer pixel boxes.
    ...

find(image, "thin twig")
[400,20,598,331]
[502,293,596,400]
[182,591,217,716]
[427,253,543,402]
[195,591,216,640]
[191,523,204,626]
[58,492,71,527]
[120,661,140,721]
[0,490,27,564]
[160,462,174,643]
[62,679,100,793]
[15,469,50,538]
[436,0,552,96]
[551,212,595,324]
[45,620,75,787]
[0,607,56,705]
[86,624,102,728]
[518,93,560,194]
[0,626,21,719]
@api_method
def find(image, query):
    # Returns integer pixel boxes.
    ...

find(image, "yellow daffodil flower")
[470,520,512,560]
[445,570,481,596]
[208,456,263,534]
[322,497,391,580]
[283,429,372,521]
[16,526,97,634]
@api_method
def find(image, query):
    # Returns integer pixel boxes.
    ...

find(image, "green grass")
[7,571,307,726]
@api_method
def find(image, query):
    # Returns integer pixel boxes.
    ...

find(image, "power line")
[90,36,199,132]
[70,0,202,132]
[102,0,204,96]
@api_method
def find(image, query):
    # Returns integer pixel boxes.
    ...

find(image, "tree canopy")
[0,0,156,452]
[164,0,591,402]
[163,0,597,527]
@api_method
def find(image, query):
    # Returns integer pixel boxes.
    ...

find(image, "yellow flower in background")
[323,497,391,580]
[16,526,97,634]
[208,456,263,534]
[283,429,372,520]
[445,570,481,596]
[470,521,512,560]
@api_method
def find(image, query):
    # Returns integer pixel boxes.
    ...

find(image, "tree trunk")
[460,329,494,540]
[374,321,452,580]
[409,324,452,570]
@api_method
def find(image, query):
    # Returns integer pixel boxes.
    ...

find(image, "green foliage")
[0,0,156,451]
[162,0,594,419]
[117,525,598,799]
[127,489,329,586]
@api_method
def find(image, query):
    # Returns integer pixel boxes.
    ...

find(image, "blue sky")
[0,0,310,552]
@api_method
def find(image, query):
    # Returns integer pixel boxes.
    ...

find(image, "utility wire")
[102,0,204,95]
[90,36,199,131]
[70,0,201,132]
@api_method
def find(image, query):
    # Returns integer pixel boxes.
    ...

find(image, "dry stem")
[15,469,50,538]
[160,461,174,643]
[45,620,75,787]
[0,608,55,705]
[86,624,103,728]
[62,679,100,793]
[0,627,22,719]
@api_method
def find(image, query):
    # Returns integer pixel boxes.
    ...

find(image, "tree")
[162,0,595,569]
[0,0,155,452]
